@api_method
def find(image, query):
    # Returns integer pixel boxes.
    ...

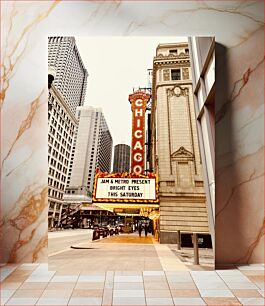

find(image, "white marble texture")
[0,0,264,263]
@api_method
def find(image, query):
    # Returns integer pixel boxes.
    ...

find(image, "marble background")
[1,1,264,264]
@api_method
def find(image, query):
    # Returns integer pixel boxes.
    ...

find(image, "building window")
[169,49,178,54]
[171,69,181,80]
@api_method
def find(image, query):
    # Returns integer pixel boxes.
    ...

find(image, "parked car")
[117,224,125,233]
[62,224,73,229]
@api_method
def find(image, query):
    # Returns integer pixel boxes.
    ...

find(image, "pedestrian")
[138,223,142,237]
[144,223,148,237]
[149,222,153,235]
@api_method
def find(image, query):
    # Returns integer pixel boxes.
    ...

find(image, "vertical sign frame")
[129,90,151,174]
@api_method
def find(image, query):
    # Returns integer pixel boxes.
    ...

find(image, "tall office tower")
[48,36,88,116]
[113,144,130,173]
[66,106,113,195]
[188,37,215,246]
[150,43,210,244]
[48,82,77,228]
[48,37,87,228]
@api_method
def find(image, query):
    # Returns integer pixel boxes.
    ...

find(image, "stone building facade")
[48,84,77,228]
[150,43,210,243]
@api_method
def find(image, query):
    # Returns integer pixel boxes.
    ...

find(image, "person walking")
[138,223,142,237]
[144,223,148,237]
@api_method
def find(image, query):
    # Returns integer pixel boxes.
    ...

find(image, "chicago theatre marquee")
[92,91,159,218]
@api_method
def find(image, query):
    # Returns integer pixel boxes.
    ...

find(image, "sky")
[75,36,187,148]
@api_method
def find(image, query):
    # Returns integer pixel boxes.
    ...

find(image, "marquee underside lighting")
[94,202,159,216]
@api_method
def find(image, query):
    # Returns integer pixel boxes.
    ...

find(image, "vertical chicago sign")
[129,90,151,174]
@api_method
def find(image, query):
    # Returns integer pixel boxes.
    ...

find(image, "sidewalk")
[1,263,264,305]
[4,233,262,305]
[93,233,155,244]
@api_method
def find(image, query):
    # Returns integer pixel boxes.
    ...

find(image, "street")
[48,230,192,272]
[48,230,214,272]
[48,229,93,255]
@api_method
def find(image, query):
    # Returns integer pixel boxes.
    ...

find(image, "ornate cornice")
[153,52,190,68]
[153,60,190,69]
[154,52,189,60]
